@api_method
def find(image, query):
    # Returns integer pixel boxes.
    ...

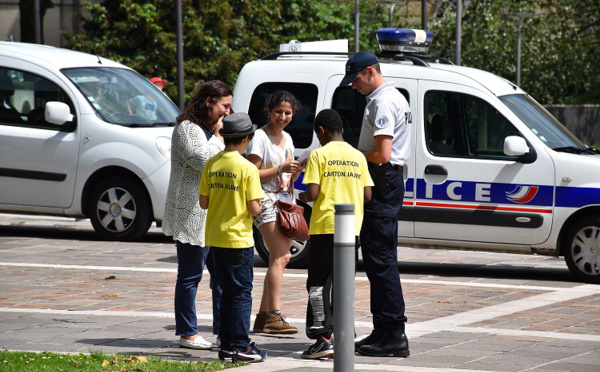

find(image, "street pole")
[422,0,427,30]
[333,204,355,372]
[455,0,461,65]
[176,0,185,110]
[355,0,360,52]
[513,13,532,87]
[34,0,41,44]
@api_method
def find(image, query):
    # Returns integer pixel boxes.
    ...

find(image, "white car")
[232,29,600,283]
[0,42,179,240]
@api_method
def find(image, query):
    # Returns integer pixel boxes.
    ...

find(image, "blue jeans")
[174,241,222,336]
[360,167,407,332]
[213,246,254,350]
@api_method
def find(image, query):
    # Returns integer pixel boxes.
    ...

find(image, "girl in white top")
[246,90,304,334]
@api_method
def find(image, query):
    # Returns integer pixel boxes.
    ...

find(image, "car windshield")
[62,67,179,127]
[500,94,595,154]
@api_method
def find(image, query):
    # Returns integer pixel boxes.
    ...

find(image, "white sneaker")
[179,335,215,350]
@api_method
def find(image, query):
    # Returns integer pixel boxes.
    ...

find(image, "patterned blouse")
[162,120,224,247]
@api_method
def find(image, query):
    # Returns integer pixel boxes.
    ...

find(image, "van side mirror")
[45,101,74,125]
[504,135,537,164]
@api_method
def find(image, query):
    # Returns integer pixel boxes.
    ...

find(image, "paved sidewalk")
[1,215,600,371]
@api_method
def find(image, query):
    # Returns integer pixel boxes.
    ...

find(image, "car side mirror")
[45,101,73,125]
[504,135,537,164]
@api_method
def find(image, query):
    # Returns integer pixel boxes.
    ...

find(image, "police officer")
[340,51,411,357]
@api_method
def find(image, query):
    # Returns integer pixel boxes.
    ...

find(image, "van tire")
[88,176,153,241]
[563,215,600,284]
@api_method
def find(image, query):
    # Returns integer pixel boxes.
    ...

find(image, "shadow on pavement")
[0,224,171,243]
[364,260,576,283]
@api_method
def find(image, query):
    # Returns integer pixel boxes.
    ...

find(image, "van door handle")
[425,165,447,175]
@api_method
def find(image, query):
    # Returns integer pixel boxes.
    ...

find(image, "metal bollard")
[333,204,355,372]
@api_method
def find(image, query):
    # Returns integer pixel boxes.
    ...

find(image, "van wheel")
[563,215,600,284]
[89,176,153,241]
[253,202,311,269]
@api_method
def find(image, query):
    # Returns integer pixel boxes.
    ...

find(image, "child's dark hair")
[264,90,300,119]
[314,109,343,134]
[224,133,254,146]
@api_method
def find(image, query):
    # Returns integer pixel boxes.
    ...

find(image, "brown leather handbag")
[274,200,309,242]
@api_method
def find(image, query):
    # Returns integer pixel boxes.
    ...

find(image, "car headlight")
[156,136,171,160]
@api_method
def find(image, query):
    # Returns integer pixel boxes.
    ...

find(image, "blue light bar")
[376,28,434,53]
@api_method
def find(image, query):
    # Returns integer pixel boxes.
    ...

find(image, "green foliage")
[65,1,598,104]
[64,0,390,104]
[423,0,600,104]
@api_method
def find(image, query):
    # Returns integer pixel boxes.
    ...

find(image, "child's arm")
[364,186,372,203]
[298,183,319,204]
[248,199,262,217]
[199,194,209,210]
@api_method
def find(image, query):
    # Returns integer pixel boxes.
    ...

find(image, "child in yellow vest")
[298,109,374,359]
[199,112,266,363]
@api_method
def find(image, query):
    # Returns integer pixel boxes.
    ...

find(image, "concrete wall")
[545,105,600,147]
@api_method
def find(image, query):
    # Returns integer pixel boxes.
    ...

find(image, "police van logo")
[506,185,539,204]
[376,116,388,129]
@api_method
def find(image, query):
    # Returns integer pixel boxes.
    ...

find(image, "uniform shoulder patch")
[375,115,389,129]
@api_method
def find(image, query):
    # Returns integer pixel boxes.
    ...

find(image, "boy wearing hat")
[341,51,412,357]
[199,112,267,363]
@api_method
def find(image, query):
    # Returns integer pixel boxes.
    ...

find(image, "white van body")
[0,42,179,240]
[232,39,600,283]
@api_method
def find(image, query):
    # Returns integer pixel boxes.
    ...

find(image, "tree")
[421,0,599,104]
[63,0,388,103]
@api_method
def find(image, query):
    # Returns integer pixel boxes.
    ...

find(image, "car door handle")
[425,165,447,175]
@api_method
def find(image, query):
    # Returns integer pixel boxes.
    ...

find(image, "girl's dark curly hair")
[177,80,232,125]
[263,90,300,120]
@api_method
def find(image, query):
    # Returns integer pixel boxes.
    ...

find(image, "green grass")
[0,350,243,371]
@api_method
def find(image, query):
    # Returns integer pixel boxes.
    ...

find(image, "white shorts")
[253,192,294,228]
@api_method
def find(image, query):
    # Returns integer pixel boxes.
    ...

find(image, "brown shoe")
[262,314,298,334]
[253,313,268,333]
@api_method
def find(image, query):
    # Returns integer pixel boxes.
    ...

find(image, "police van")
[232,29,600,283]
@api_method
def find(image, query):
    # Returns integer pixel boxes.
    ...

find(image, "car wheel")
[253,201,311,269]
[89,176,153,241]
[563,215,600,284]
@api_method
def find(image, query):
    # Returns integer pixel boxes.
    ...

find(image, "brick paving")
[1,215,600,371]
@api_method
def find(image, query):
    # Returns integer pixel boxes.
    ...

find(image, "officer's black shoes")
[354,329,385,352]
[357,330,410,357]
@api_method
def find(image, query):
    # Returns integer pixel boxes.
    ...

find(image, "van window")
[0,68,75,131]
[331,86,409,148]
[425,91,520,159]
[247,83,318,149]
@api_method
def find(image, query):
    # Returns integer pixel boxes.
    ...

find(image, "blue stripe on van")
[556,186,600,208]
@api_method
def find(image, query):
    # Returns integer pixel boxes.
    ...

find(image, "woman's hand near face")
[212,115,224,141]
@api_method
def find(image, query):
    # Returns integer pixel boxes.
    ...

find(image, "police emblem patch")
[376,116,388,129]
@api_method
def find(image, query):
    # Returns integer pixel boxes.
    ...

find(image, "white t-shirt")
[357,82,412,166]
[246,128,295,201]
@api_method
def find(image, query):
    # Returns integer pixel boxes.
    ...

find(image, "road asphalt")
[1,214,599,371]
